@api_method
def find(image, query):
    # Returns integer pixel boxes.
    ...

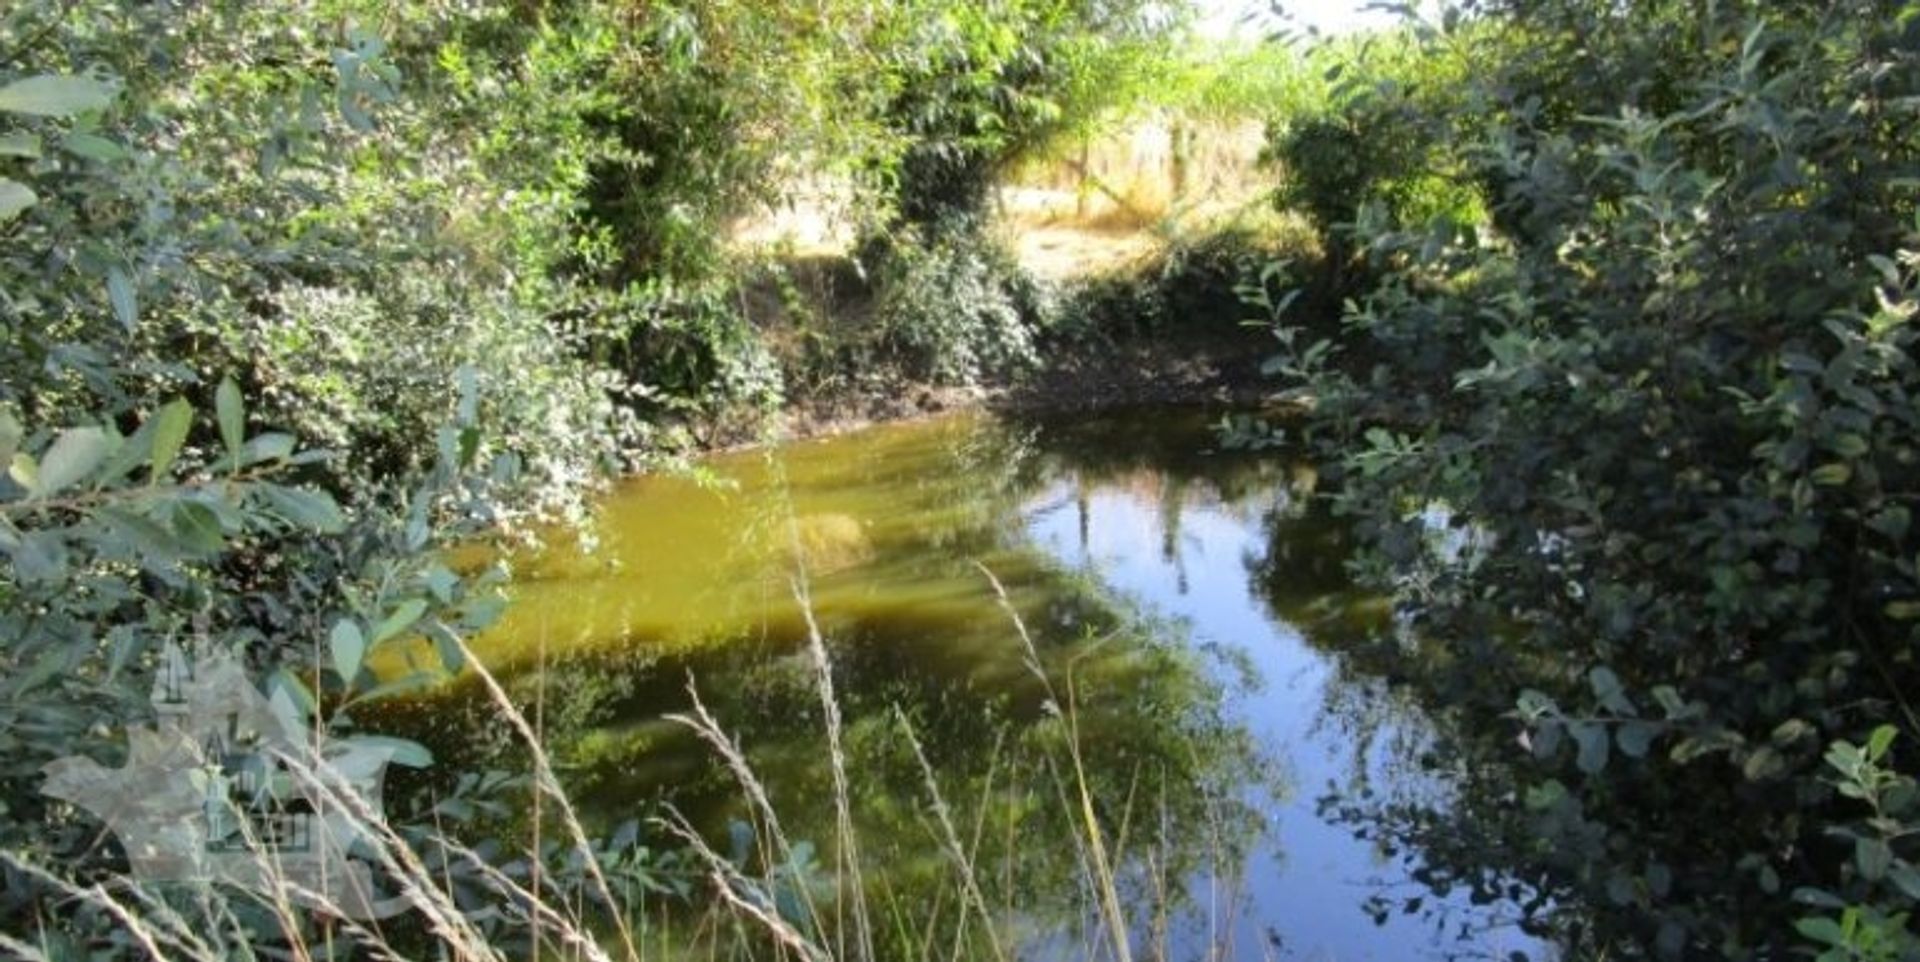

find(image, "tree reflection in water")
[372,407,1558,961]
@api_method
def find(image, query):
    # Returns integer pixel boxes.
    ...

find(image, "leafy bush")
[1051,220,1319,345]
[606,277,787,444]
[1263,22,1491,294]
[874,0,1168,230]
[869,231,1049,386]
[0,4,632,950]
[1262,1,1920,956]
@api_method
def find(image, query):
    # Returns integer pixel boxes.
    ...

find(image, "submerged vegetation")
[7,0,1920,959]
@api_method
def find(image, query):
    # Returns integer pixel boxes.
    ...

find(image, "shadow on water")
[372,406,1556,961]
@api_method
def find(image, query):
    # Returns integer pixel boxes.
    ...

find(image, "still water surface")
[396,407,1546,961]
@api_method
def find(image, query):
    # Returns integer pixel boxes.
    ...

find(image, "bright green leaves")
[1794,906,1916,962]
[169,500,225,554]
[1827,725,1904,802]
[215,376,244,471]
[149,399,192,484]
[0,75,115,118]
[1742,745,1788,782]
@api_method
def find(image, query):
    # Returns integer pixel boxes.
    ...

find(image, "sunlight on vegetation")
[7,0,1920,960]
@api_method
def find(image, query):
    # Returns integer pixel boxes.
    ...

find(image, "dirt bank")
[763,323,1283,444]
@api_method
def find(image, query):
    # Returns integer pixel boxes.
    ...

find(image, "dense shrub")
[875,0,1169,230]
[1262,1,1920,957]
[1262,23,1490,297]
[1051,220,1319,344]
[869,231,1049,385]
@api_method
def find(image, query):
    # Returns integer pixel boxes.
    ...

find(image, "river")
[382,406,1550,961]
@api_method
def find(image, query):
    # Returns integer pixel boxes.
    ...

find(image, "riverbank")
[764,322,1282,443]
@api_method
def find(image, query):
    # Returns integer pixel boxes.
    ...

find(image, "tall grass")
[6,562,1249,962]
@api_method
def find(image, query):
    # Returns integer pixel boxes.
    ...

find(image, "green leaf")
[0,178,36,223]
[91,421,148,485]
[35,427,111,498]
[215,377,244,470]
[170,501,225,554]
[1652,685,1687,717]
[1617,720,1658,758]
[330,619,366,683]
[1571,721,1610,774]
[1857,837,1892,881]
[149,399,192,483]
[107,267,136,331]
[1792,886,1848,909]
[1516,688,1558,718]
[62,132,128,162]
[9,453,37,492]
[1811,462,1851,486]
[344,734,433,768]
[1795,916,1846,947]
[0,75,116,117]
[373,598,429,644]
[1645,862,1672,898]
[0,407,20,469]
[99,506,184,563]
[269,668,318,718]
[426,620,467,675]
[457,365,479,423]
[1888,864,1920,900]
[12,648,68,697]
[1884,601,1920,620]
[1672,727,1745,763]
[257,484,345,533]
[0,133,41,158]
[240,433,295,466]
[1868,506,1911,540]
[1772,718,1816,746]
[1743,745,1787,781]
[1589,665,1634,714]
[1655,921,1685,957]
[1868,724,1897,761]
[424,563,459,602]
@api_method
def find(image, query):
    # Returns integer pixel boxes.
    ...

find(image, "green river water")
[380,406,1550,962]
